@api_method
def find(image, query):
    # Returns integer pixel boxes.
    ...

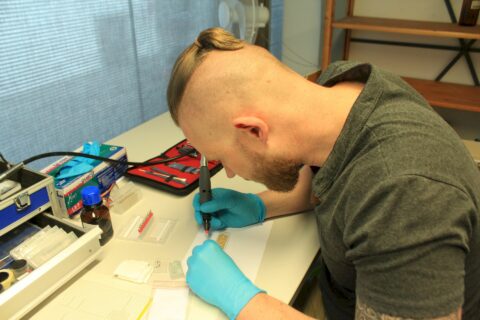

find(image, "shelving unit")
[332,16,480,39]
[321,0,480,113]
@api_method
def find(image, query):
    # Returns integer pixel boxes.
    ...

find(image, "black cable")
[0,153,9,165]
[21,150,194,167]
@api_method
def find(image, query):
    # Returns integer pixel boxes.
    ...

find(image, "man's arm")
[355,298,462,320]
[237,293,316,320]
[259,166,314,219]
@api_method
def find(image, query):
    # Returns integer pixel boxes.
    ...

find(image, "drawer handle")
[15,192,31,211]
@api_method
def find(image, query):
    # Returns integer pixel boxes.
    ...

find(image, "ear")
[232,116,269,144]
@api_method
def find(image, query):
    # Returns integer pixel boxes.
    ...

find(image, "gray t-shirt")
[313,61,480,319]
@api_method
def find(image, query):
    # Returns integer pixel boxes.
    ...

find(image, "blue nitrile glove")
[186,240,264,320]
[55,141,100,180]
[193,188,266,230]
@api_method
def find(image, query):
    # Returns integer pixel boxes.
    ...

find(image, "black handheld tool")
[199,155,212,235]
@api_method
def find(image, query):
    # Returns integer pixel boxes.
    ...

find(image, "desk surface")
[25,113,320,320]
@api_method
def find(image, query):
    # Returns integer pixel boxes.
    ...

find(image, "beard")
[243,146,303,192]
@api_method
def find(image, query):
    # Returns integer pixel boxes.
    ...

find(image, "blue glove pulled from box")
[193,188,265,230]
[55,141,100,180]
[186,240,264,319]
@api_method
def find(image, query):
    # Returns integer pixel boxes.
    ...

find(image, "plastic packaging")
[9,225,77,268]
[113,260,154,283]
[117,211,175,244]
[110,181,142,214]
[80,186,114,246]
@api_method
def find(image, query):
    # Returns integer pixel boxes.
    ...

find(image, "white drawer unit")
[0,213,102,319]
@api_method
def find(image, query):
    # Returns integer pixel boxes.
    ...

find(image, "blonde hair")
[167,27,245,125]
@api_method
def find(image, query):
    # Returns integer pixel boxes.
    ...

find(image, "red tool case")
[125,139,222,196]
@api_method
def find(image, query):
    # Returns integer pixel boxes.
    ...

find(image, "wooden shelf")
[306,71,480,113]
[322,0,480,113]
[403,77,480,112]
[333,16,480,40]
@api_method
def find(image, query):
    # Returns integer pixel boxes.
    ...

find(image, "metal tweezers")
[139,168,188,185]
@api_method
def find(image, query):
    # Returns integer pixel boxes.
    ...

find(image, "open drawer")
[0,213,102,319]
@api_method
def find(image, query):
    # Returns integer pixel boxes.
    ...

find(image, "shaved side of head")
[167,28,297,130]
[167,27,245,126]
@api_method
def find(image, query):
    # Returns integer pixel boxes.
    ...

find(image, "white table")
[25,113,321,320]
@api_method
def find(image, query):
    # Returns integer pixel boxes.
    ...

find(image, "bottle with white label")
[80,186,113,246]
[459,0,480,26]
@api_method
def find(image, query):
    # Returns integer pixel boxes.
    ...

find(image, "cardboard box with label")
[42,144,128,217]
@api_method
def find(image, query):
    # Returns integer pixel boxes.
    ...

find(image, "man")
[167,27,480,320]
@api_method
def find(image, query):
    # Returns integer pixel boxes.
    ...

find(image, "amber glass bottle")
[80,186,114,246]
[459,0,480,26]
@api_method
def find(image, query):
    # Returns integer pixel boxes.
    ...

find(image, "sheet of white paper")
[30,274,150,320]
[183,221,273,281]
[148,287,189,320]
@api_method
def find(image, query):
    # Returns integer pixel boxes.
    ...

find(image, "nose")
[224,166,236,178]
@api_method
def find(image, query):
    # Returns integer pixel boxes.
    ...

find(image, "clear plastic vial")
[80,186,114,246]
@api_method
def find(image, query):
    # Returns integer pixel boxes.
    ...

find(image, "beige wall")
[282,0,322,76]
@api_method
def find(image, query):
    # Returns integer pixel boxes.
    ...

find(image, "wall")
[268,0,285,60]
[0,1,286,170]
[281,0,347,76]
[282,0,322,76]
[0,0,218,169]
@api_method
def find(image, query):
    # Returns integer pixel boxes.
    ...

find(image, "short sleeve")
[344,175,474,318]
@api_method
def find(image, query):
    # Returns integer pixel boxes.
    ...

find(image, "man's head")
[167,27,244,126]
[167,28,303,191]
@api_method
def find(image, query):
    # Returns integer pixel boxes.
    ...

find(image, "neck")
[287,79,364,167]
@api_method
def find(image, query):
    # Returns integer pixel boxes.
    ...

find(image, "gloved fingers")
[192,193,201,210]
[190,240,220,259]
[210,217,226,230]
[210,188,238,207]
[186,254,198,278]
[194,210,226,230]
[185,271,193,288]
[200,200,229,213]
[193,193,210,226]
[186,254,195,268]
[210,188,228,198]
[191,241,207,258]
[195,189,231,212]
[203,239,219,248]
[194,209,203,225]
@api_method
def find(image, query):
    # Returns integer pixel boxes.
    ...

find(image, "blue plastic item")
[55,141,101,180]
[81,186,102,206]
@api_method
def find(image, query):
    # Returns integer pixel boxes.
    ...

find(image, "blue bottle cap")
[81,186,102,206]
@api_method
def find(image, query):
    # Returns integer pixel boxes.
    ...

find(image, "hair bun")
[194,28,244,51]
[195,35,214,49]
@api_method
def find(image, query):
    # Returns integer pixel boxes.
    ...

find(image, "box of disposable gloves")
[42,142,127,217]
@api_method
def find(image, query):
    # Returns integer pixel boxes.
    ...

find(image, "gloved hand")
[186,240,264,319]
[193,188,266,230]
